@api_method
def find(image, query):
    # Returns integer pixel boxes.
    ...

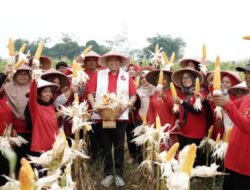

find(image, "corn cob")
[213,67,221,90]
[158,70,164,85]
[34,41,44,60]
[19,43,27,53]
[170,52,175,63]
[135,76,140,88]
[14,59,25,70]
[243,36,250,40]
[170,82,177,97]
[224,128,232,143]
[195,78,200,94]
[162,51,169,64]
[72,61,79,77]
[9,38,15,56]
[215,133,221,144]
[155,44,159,54]
[19,158,35,190]
[202,44,206,59]
[81,45,92,56]
[155,115,161,130]
[181,143,197,175]
[141,114,147,125]
[165,143,179,161]
[215,56,220,68]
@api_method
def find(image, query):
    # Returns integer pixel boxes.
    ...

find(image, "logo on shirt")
[244,108,250,118]
[120,75,126,80]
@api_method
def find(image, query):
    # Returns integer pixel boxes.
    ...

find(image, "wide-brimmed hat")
[98,51,130,67]
[171,68,204,88]
[146,66,172,86]
[85,50,101,59]
[236,62,250,72]
[206,70,241,86]
[0,73,7,88]
[42,68,70,88]
[179,57,201,68]
[228,82,249,97]
[26,79,58,97]
[14,64,32,79]
[29,56,52,70]
[138,66,155,76]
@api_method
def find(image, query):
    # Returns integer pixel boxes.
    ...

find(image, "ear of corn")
[155,115,161,130]
[170,52,175,63]
[170,82,177,97]
[34,41,44,60]
[165,143,179,161]
[207,125,214,139]
[74,93,79,104]
[243,36,250,40]
[215,56,220,68]
[19,43,27,53]
[195,78,200,94]
[155,44,159,54]
[224,128,232,143]
[181,144,197,175]
[72,61,79,77]
[135,76,140,88]
[202,44,206,59]
[158,70,164,85]
[14,59,26,70]
[215,133,221,144]
[141,114,147,125]
[19,158,35,190]
[82,45,93,56]
[213,67,221,90]
[162,51,169,64]
[9,38,15,56]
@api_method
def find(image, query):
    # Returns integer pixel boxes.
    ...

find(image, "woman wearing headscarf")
[0,73,12,185]
[172,68,211,165]
[4,64,32,174]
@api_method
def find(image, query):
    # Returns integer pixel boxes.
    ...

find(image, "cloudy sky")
[1,0,250,61]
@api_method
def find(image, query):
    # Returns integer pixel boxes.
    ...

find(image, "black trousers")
[0,152,9,186]
[223,168,250,190]
[101,121,127,176]
[89,123,103,161]
[177,135,206,166]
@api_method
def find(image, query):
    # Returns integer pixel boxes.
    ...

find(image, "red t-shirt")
[0,95,12,135]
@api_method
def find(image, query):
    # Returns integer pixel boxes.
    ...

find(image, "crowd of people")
[0,48,250,189]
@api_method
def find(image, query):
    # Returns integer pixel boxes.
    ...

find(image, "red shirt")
[0,95,12,135]
[179,92,207,139]
[29,80,58,152]
[147,90,177,131]
[223,95,250,176]
[87,70,136,96]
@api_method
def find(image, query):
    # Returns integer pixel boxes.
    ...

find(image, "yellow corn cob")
[207,125,214,139]
[19,158,35,190]
[243,36,250,40]
[165,143,179,161]
[195,78,200,94]
[59,128,67,142]
[215,133,221,144]
[215,56,220,68]
[141,114,147,125]
[14,59,25,70]
[170,82,177,97]
[34,41,44,60]
[83,123,91,131]
[202,44,206,59]
[82,45,93,56]
[135,76,140,88]
[170,52,175,63]
[74,93,79,104]
[155,44,159,54]
[224,128,232,143]
[72,61,79,77]
[181,143,197,175]
[19,43,27,53]
[213,67,221,90]
[162,51,169,64]
[9,38,15,56]
[158,70,164,85]
[155,115,161,130]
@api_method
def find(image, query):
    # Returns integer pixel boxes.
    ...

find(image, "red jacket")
[179,92,208,139]
[223,95,250,176]
[29,80,58,152]
[0,95,12,135]
[148,90,177,131]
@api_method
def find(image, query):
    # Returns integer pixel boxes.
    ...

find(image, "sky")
[1,0,250,61]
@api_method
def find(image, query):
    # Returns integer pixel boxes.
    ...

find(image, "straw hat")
[138,66,156,76]
[228,82,249,97]
[29,56,52,70]
[236,61,250,72]
[14,64,32,78]
[206,70,241,86]
[179,57,201,68]
[171,68,204,88]
[85,50,101,59]
[146,66,172,86]
[26,79,58,97]
[42,68,70,88]
[98,51,129,67]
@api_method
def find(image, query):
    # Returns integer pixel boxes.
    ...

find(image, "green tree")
[143,34,186,61]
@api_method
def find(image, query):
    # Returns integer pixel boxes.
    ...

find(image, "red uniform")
[29,80,58,152]
[0,95,12,135]
[223,95,250,176]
